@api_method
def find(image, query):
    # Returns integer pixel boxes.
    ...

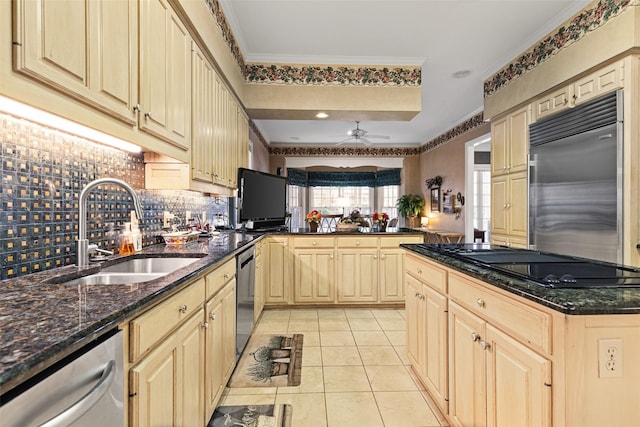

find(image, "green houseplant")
[396,194,425,228]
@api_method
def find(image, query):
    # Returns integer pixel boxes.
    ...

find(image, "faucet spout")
[77,178,143,267]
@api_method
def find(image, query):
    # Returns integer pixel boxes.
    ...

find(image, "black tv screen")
[238,168,287,227]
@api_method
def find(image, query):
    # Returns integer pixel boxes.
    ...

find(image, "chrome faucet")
[77,178,143,267]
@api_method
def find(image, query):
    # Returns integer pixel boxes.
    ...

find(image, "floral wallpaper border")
[244,64,421,87]
[418,113,485,154]
[484,0,632,97]
[203,0,246,72]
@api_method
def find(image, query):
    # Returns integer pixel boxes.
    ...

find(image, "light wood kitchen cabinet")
[292,237,335,303]
[13,0,138,125]
[448,301,551,427]
[491,105,529,177]
[264,236,291,303]
[254,240,265,322]
[139,0,191,150]
[379,235,423,301]
[490,104,530,247]
[129,307,205,427]
[191,42,216,183]
[490,171,527,245]
[406,273,448,411]
[336,237,378,303]
[534,61,624,121]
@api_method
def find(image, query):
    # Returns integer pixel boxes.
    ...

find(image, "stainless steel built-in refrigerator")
[529,90,623,264]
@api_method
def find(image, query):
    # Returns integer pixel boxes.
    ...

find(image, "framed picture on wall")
[443,192,455,214]
[430,187,440,212]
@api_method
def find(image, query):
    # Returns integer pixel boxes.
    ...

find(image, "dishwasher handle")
[39,360,116,427]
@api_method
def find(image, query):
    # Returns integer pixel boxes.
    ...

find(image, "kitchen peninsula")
[0,229,422,426]
[402,243,640,427]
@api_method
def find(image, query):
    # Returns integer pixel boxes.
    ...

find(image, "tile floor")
[218,308,447,427]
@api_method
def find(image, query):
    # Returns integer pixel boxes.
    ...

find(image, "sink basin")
[61,257,202,285]
[65,272,166,285]
[100,257,202,274]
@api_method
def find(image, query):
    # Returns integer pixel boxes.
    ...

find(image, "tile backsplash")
[1,113,229,280]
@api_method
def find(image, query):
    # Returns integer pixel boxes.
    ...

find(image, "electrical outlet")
[598,338,623,378]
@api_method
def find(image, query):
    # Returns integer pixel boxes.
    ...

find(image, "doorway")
[465,135,491,243]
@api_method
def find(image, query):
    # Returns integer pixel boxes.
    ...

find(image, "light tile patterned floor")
[218,308,447,427]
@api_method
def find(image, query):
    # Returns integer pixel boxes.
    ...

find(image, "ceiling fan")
[334,121,390,146]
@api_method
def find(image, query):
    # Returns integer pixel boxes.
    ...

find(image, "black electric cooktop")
[418,243,640,289]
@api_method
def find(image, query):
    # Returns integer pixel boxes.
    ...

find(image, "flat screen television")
[237,168,288,230]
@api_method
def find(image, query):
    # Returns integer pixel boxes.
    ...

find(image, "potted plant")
[396,194,425,228]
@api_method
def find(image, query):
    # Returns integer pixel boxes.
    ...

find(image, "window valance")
[286,168,400,187]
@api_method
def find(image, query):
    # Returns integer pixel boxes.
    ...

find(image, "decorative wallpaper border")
[268,145,419,157]
[204,0,246,71]
[245,64,422,87]
[419,113,486,154]
[484,0,632,97]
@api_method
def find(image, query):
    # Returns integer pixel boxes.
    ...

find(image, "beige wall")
[250,127,270,173]
[419,123,490,233]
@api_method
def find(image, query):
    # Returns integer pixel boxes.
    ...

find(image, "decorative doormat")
[228,334,303,387]
[208,404,293,427]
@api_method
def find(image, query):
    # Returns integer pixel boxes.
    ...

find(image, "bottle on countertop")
[119,222,135,255]
[130,210,142,252]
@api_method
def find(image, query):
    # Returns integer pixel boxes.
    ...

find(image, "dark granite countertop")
[401,244,640,315]
[0,231,261,394]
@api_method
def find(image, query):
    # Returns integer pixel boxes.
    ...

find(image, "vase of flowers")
[306,209,322,232]
[372,212,389,232]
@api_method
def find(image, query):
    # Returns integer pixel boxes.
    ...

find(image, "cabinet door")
[139,0,190,149]
[265,238,290,303]
[405,275,423,369]
[379,248,405,302]
[204,295,224,418]
[337,249,378,302]
[491,176,508,236]
[449,302,487,427]
[15,0,137,124]
[222,281,237,378]
[573,62,622,106]
[508,106,529,173]
[191,42,215,183]
[485,325,551,427]
[508,171,528,238]
[294,249,335,303]
[422,284,449,411]
[491,117,508,176]
[130,310,205,427]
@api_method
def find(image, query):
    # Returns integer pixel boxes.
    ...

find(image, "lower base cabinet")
[130,308,205,427]
[129,261,237,427]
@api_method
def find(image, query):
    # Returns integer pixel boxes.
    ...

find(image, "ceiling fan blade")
[364,134,390,139]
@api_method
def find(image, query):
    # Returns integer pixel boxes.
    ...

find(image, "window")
[309,186,373,216]
[380,185,399,219]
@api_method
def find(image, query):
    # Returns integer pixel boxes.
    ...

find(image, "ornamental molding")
[418,113,486,154]
[484,0,632,97]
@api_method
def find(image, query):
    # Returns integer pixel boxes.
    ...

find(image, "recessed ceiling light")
[452,69,472,79]
[315,112,329,119]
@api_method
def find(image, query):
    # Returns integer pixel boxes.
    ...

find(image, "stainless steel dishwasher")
[0,330,124,427]
[236,246,255,358]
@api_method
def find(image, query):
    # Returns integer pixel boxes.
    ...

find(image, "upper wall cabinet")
[534,60,624,122]
[491,104,530,177]
[14,0,138,125]
[139,0,191,150]
[13,0,191,152]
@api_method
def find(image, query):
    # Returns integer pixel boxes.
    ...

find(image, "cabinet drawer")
[405,254,447,293]
[130,278,205,361]
[293,237,335,248]
[336,237,377,248]
[205,258,235,299]
[448,272,551,354]
[380,235,423,248]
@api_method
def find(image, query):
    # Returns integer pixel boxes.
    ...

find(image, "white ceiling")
[220,0,592,147]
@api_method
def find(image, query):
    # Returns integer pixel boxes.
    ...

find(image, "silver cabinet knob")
[224,273,230,279]
[179,304,187,314]
[471,332,481,342]
[201,322,208,329]
[480,340,490,350]
[476,298,485,308]
[209,312,216,321]
[144,112,152,119]
[133,104,141,112]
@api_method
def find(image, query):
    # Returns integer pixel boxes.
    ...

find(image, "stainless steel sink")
[100,257,202,274]
[61,257,202,285]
